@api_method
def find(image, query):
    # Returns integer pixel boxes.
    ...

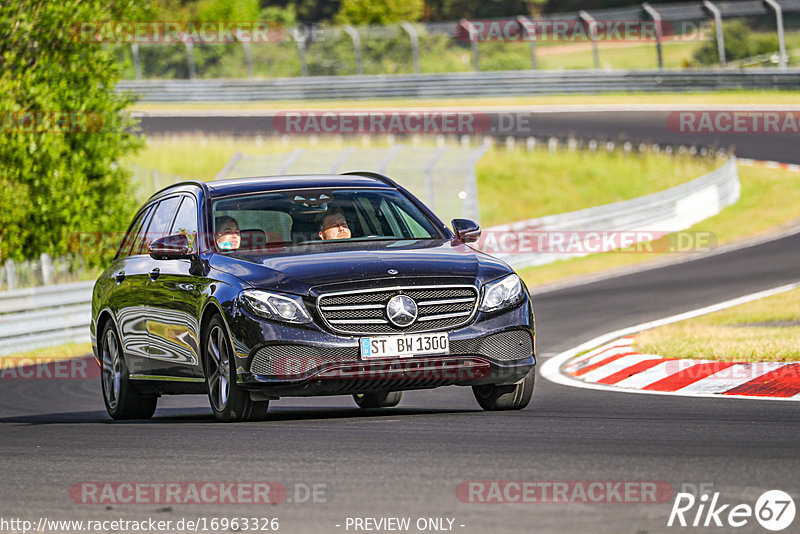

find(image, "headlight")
[479,274,524,313]
[240,289,312,324]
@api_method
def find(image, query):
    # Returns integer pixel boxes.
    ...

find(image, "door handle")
[149,268,160,281]
[115,271,125,283]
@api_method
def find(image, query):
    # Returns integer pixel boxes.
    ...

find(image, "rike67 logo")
[668,489,796,531]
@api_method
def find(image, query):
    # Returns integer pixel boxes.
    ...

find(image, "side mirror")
[149,233,195,260]
[451,219,481,244]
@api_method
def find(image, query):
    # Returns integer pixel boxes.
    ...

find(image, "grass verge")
[634,287,800,362]
[1,343,94,363]
[517,164,800,288]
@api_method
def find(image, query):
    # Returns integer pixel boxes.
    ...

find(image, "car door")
[146,194,206,379]
[109,204,156,377]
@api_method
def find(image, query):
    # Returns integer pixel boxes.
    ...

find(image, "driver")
[215,215,241,251]
[317,207,352,240]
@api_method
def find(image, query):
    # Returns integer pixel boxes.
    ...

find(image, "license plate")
[360,333,450,359]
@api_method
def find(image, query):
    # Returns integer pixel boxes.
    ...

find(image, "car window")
[170,196,198,243]
[116,206,152,259]
[139,196,181,254]
[126,205,156,257]
[212,188,442,259]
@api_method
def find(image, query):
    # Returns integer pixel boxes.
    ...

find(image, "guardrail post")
[517,16,538,69]
[343,25,364,75]
[702,1,726,67]
[214,152,243,181]
[763,0,788,69]
[184,38,197,79]
[131,43,142,79]
[5,260,16,290]
[40,253,53,285]
[400,22,421,74]
[378,146,402,173]
[424,146,448,211]
[642,3,664,70]
[329,147,355,173]
[579,11,600,69]
[459,19,480,71]
[279,148,305,174]
[464,141,490,221]
[237,30,254,77]
[292,26,310,77]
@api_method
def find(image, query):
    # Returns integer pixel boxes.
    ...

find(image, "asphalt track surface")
[2,111,800,534]
[139,110,800,164]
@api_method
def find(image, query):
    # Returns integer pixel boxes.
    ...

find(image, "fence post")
[40,253,53,285]
[400,22,421,74]
[642,3,664,70]
[763,0,788,70]
[459,19,480,71]
[424,147,448,212]
[279,149,305,174]
[579,11,600,69]
[293,26,310,77]
[702,1,726,66]
[463,141,490,222]
[343,25,364,75]
[131,43,143,79]
[378,145,402,173]
[517,16,538,70]
[5,260,16,290]
[184,38,197,79]
[329,147,355,173]
[214,152,244,181]
[240,32,254,77]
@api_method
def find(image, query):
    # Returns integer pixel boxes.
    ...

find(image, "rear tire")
[472,368,535,411]
[204,315,268,422]
[353,391,402,409]
[100,322,157,420]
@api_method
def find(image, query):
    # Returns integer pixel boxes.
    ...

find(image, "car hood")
[208,238,513,296]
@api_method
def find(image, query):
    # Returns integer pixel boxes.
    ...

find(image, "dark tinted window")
[139,196,181,254]
[125,205,155,257]
[117,206,151,259]
[170,196,198,236]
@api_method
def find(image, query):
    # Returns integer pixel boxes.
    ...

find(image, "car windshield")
[211,188,443,257]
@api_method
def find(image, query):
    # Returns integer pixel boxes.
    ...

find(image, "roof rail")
[148,180,208,201]
[340,171,400,189]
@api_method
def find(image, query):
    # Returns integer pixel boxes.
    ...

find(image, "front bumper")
[228,296,535,397]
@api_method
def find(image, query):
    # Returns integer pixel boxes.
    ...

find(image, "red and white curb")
[565,336,800,398]
[540,281,800,402]
[738,158,800,173]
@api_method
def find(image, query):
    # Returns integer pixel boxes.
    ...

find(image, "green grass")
[634,287,800,362]
[476,147,717,227]
[1,343,94,362]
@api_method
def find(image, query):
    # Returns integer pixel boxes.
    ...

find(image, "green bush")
[692,19,780,65]
[0,1,144,265]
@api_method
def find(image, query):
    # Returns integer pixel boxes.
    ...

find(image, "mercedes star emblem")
[386,294,418,327]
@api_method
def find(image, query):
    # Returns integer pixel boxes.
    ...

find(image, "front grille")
[316,285,479,335]
[450,329,533,361]
[249,329,531,378]
[250,344,358,376]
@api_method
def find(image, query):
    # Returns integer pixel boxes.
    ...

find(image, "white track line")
[540,281,800,402]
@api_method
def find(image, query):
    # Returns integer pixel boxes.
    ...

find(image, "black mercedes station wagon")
[91,172,535,422]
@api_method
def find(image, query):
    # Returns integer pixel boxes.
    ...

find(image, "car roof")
[204,174,397,197]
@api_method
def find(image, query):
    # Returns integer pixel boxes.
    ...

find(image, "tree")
[0,0,145,265]
[335,0,424,25]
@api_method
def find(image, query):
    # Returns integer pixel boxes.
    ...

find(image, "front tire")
[353,391,402,409]
[472,368,535,411]
[204,315,268,422]
[100,322,157,420]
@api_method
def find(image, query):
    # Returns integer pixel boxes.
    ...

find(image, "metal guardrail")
[0,157,738,355]
[480,157,739,269]
[119,69,800,102]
